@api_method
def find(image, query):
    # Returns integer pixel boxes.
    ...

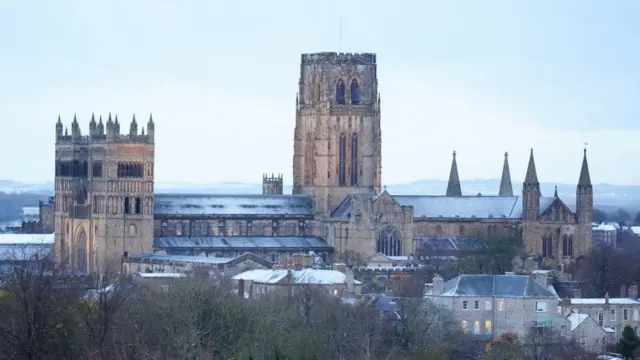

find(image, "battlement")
[262,173,284,195]
[301,52,376,65]
[55,113,155,145]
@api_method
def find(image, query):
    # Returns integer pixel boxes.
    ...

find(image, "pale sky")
[1,1,639,185]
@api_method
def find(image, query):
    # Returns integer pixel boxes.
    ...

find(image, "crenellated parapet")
[301,52,376,65]
[55,113,155,145]
[262,173,284,195]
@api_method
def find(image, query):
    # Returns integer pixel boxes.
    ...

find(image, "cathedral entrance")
[75,228,88,273]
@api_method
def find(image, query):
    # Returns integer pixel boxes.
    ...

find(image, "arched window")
[161,221,168,235]
[339,133,347,186]
[350,134,358,186]
[377,225,403,256]
[176,223,183,236]
[75,228,87,273]
[135,197,141,214]
[128,224,137,236]
[542,235,553,258]
[562,235,573,257]
[350,79,359,105]
[124,197,130,214]
[336,78,346,105]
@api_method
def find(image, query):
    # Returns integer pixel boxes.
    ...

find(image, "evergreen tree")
[616,325,640,359]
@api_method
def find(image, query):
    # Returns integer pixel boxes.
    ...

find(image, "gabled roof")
[232,268,361,285]
[154,236,333,251]
[540,196,575,216]
[429,274,558,298]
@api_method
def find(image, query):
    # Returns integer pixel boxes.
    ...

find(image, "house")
[232,264,361,299]
[123,252,272,276]
[366,253,409,268]
[566,311,611,353]
[424,274,567,340]
[592,223,618,247]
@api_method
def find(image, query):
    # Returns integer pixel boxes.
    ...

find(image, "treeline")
[594,207,640,226]
[0,192,50,222]
[0,267,595,360]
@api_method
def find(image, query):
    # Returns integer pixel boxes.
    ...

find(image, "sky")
[1,0,639,186]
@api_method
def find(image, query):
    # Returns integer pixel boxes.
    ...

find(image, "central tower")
[292,52,381,214]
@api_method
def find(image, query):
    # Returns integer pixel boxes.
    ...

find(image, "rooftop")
[567,312,590,331]
[154,236,333,251]
[0,233,54,245]
[427,274,558,298]
[570,298,640,305]
[154,193,314,218]
[232,268,361,285]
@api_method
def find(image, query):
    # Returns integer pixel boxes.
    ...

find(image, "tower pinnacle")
[446,151,462,196]
[498,152,513,196]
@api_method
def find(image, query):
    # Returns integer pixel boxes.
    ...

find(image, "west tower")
[292,52,381,214]
[54,113,155,274]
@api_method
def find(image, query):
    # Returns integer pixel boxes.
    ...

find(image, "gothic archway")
[75,227,88,273]
[377,225,403,256]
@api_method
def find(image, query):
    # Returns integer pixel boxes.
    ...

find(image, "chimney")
[532,270,551,288]
[432,274,445,295]
[301,254,313,268]
[561,298,571,315]
[238,279,245,298]
[605,292,610,305]
[571,287,581,299]
[630,284,639,299]
[345,268,355,296]
[272,264,283,270]
[621,285,627,298]
[292,254,303,270]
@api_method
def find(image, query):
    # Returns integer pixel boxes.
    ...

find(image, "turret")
[97,116,104,135]
[89,113,97,135]
[499,152,513,196]
[71,114,80,139]
[55,115,63,140]
[114,115,120,134]
[130,114,138,136]
[446,151,462,196]
[106,113,114,139]
[263,173,284,195]
[147,114,155,143]
[522,149,540,221]
[576,148,593,224]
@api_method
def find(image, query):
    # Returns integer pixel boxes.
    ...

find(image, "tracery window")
[542,235,553,258]
[350,134,358,186]
[339,133,346,186]
[562,235,573,257]
[350,79,359,105]
[377,225,403,256]
[75,228,87,273]
[336,78,346,105]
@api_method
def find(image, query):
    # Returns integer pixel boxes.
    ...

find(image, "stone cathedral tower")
[292,52,382,214]
[54,113,155,274]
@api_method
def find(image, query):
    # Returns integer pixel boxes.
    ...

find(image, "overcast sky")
[1,1,639,185]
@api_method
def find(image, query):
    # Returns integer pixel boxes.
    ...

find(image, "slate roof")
[127,252,273,268]
[431,274,558,298]
[331,195,574,220]
[154,194,314,219]
[154,236,333,251]
[413,236,488,253]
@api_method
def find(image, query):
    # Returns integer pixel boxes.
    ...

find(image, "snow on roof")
[629,227,640,235]
[0,233,54,245]
[593,223,617,231]
[567,312,590,331]
[603,327,616,333]
[137,272,186,278]
[571,298,640,305]
[232,269,361,285]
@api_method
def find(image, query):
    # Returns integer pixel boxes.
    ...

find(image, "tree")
[593,208,608,224]
[612,208,632,226]
[457,235,523,275]
[616,325,640,359]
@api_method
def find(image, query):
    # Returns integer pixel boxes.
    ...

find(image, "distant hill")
[3,179,639,213]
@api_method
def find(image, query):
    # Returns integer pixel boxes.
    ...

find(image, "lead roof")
[154,236,332,251]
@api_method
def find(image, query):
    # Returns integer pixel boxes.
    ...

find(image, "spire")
[97,115,104,135]
[498,152,513,196]
[130,114,138,135]
[578,147,591,187]
[554,186,558,197]
[524,149,539,184]
[446,151,462,196]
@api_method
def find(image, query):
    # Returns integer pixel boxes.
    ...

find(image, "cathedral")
[53,52,593,274]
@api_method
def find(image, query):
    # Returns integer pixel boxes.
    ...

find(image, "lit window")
[611,309,617,322]
[474,321,480,335]
[485,301,492,310]
[485,320,492,334]
[332,288,339,296]
[474,300,479,310]
[498,300,505,311]
[461,320,468,333]
[462,300,468,310]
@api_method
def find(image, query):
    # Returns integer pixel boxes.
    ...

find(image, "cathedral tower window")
[542,235,553,258]
[350,134,358,186]
[336,78,346,105]
[135,197,141,214]
[75,228,87,273]
[339,133,347,186]
[92,161,103,177]
[124,197,130,215]
[562,235,573,257]
[350,79,359,105]
[117,162,144,178]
